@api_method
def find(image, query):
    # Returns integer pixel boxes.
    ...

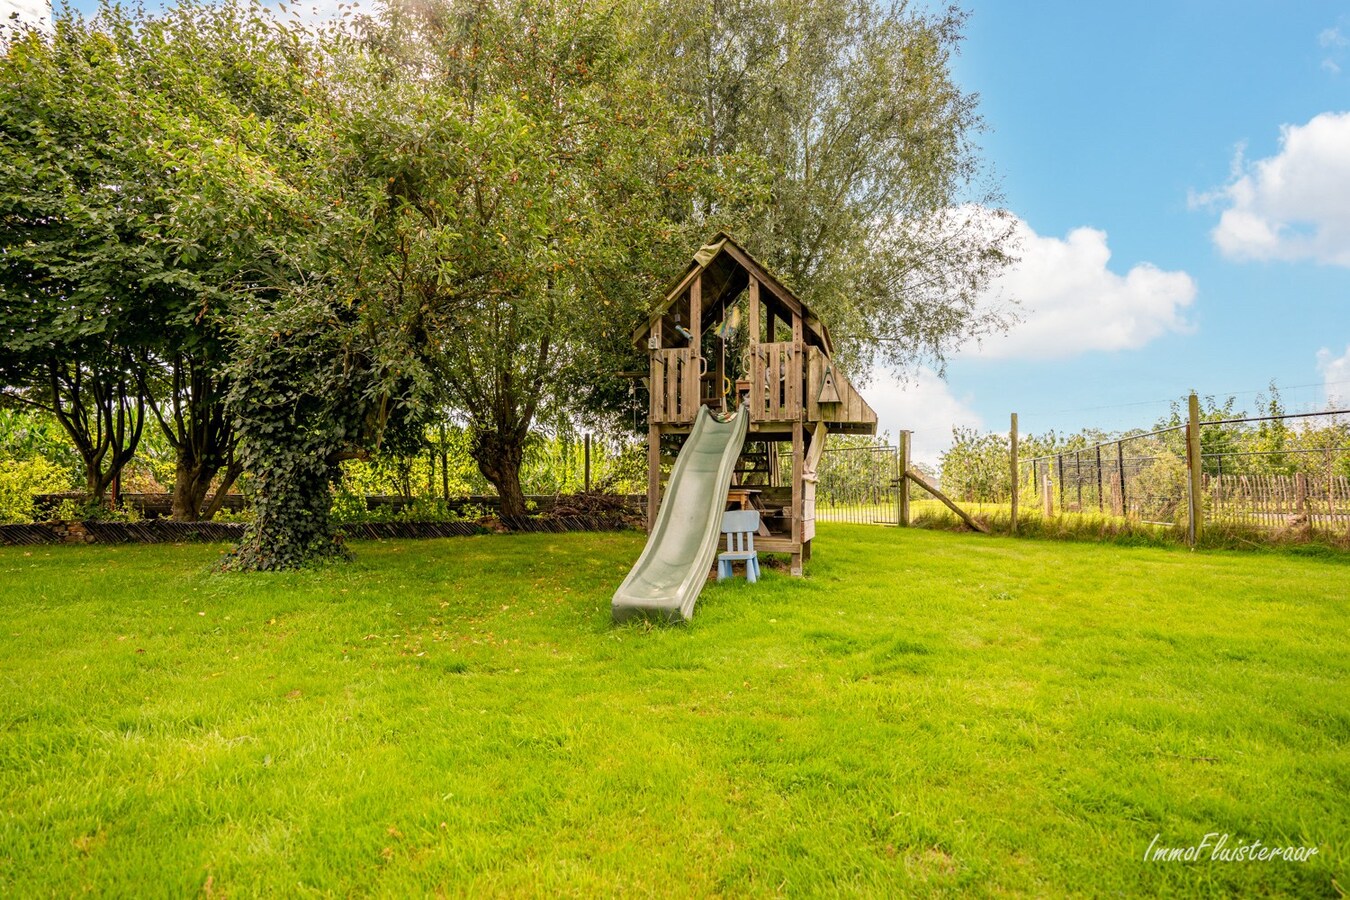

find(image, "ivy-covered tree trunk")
[230,454,346,570]
[223,282,424,571]
[223,323,352,571]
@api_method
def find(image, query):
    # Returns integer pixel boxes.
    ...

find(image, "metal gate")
[813,444,900,525]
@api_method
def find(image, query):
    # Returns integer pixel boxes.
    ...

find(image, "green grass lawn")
[1,526,1346,897]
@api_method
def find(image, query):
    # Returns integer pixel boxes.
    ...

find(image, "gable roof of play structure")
[631,232,834,356]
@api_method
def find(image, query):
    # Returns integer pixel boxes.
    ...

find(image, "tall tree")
[0,16,154,504]
[337,0,749,514]
[631,0,1017,375]
[0,2,321,517]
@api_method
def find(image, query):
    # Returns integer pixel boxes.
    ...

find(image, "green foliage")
[334,0,762,510]
[0,457,70,523]
[224,282,424,570]
[632,0,1016,376]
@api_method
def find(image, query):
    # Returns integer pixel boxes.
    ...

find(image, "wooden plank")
[681,348,694,421]
[748,276,761,344]
[791,421,804,575]
[1009,412,1019,535]
[647,424,660,532]
[906,467,989,533]
[898,431,911,526]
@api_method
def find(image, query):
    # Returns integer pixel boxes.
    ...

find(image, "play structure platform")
[611,405,748,624]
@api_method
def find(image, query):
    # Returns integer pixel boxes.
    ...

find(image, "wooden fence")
[1208,473,1350,528]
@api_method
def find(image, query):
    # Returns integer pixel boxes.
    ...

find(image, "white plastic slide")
[612,404,749,624]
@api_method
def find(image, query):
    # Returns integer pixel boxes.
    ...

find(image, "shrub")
[0,458,73,523]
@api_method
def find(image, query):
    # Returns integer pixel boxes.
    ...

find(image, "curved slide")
[613,404,749,624]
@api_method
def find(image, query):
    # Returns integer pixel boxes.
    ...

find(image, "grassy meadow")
[0,525,1346,896]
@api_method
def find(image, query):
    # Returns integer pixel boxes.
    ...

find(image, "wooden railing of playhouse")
[805,346,873,426]
[750,341,802,423]
[649,347,700,424]
[651,341,872,428]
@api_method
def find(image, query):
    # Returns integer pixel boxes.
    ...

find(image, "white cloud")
[1320,23,1348,75]
[969,216,1196,360]
[863,367,983,468]
[1206,111,1350,266]
[1317,344,1350,406]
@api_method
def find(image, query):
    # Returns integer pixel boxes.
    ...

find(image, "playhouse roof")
[632,233,834,355]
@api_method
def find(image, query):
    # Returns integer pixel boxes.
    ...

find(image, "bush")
[0,458,73,523]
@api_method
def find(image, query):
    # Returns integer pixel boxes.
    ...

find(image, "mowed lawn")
[0,526,1346,897]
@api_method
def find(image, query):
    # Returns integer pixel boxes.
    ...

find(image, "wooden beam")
[898,430,911,527]
[905,467,988,533]
[748,276,761,344]
[689,273,702,348]
[1009,412,1019,535]
[718,242,805,320]
[791,422,804,575]
[1186,391,1203,546]
[647,424,660,532]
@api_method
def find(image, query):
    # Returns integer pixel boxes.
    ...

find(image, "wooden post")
[1095,445,1104,512]
[1009,413,1019,535]
[647,425,660,532]
[898,430,912,527]
[905,467,988,533]
[584,433,592,493]
[1186,391,1203,547]
[1041,460,1053,518]
[647,319,663,532]
[1295,472,1308,516]
[688,273,702,347]
[791,421,804,575]
[1117,441,1127,517]
[748,277,761,344]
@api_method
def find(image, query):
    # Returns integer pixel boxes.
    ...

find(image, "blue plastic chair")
[717,509,762,583]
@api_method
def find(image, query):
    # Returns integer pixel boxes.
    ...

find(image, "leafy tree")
[0,2,323,518]
[630,0,1017,376]
[335,0,744,515]
[0,16,154,503]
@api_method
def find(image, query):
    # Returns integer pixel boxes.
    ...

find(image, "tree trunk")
[201,460,243,521]
[170,456,214,522]
[473,428,528,518]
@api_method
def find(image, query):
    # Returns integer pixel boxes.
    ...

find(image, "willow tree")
[337,0,747,515]
[630,0,1017,375]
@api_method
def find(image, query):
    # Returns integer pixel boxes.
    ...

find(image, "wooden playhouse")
[633,233,877,574]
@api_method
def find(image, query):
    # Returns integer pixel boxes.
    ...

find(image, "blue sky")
[869,0,1350,462]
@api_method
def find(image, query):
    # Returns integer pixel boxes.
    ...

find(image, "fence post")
[1009,413,1019,535]
[1116,441,1126,516]
[1186,391,1203,547]
[898,430,911,527]
[584,433,592,493]
[1041,460,1054,518]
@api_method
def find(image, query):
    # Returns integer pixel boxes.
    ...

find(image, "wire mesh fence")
[955,401,1350,542]
[1023,426,1190,526]
[780,443,901,525]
